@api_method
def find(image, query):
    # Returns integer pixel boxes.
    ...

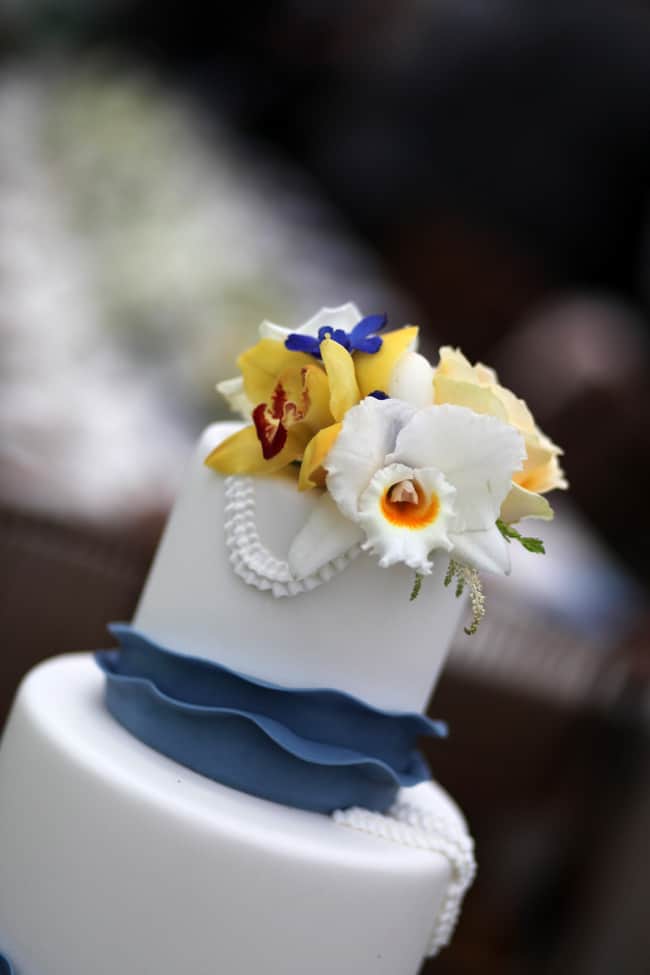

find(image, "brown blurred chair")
[0,504,163,724]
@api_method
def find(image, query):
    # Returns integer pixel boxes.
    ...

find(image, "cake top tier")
[135,423,467,711]
[135,303,566,711]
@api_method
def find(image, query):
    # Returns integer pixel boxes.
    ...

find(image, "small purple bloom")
[350,314,387,353]
[284,333,322,358]
[285,313,388,360]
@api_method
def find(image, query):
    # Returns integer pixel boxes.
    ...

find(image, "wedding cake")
[0,304,565,975]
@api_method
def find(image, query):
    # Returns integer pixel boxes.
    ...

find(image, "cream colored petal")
[299,302,363,336]
[257,303,363,342]
[216,375,253,420]
[435,346,475,382]
[433,375,508,422]
[448,524,511,575]
[515,452,568,494]
[540,454,568,492]
[474,361,498,384]
[521,432,557,475]
[491,384,537,433]
[325,397,415,520]
[258,320,291,341]
[389,404,525,531]
[288,492,364,578]
[388,351,434,407]
[500,483,554,524]
[537,430,564,456]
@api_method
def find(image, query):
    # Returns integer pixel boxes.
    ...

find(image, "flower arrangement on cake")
[206,303,567,633]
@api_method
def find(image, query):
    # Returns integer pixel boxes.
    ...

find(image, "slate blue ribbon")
[0,952,14,975]
[96,624,446,814]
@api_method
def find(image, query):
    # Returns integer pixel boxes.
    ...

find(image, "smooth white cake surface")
[0,655,470,975]
[135,423,466,712]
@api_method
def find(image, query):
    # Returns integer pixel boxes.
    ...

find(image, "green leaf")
[496,518,545,554]
[409,571,424,602]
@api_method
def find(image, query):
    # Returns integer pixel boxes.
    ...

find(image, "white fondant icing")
[0,656,472,975]
[135,423,467,712]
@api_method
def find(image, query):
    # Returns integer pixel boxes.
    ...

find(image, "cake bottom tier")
[0,655,472,975]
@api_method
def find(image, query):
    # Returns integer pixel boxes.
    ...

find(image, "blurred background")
[1,2,649,972]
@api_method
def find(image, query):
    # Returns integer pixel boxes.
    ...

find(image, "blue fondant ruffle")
[96,624,446,814]
[0,952,13,975]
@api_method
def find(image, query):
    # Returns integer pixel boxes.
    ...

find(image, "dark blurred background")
[1,2,649,973]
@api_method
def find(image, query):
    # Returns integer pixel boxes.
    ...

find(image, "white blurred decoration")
[0,62,412,521]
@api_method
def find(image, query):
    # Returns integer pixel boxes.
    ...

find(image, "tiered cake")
[0,305,565,975]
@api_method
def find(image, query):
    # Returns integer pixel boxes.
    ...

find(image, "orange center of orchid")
[380,479,440,529]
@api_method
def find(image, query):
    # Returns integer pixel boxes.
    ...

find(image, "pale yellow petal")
[355,326,419,398]
[433,375,509,421]
[500,482,554,524]
[474,361,498,385]
[435,346,475,382]
[491,384,537,434]
[238,339,315,404]
[216,375,252,419]
[298,422,342,490]
[320,338,360,421]
[537,430,564,456]
[435,345,567,500]
[204,424,309,475]
[520,432,557,477]
[515,452,568,494]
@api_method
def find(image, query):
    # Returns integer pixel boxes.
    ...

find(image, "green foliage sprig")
[409,571,424,601]
[496,519,545,554]
[444,559,485,636]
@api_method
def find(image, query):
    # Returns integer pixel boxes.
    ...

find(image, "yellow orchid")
[297,337,359,489]
[206,342,333,476]
[433,347,567,524]
[207,306,424,485]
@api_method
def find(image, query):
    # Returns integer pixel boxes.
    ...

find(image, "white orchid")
[288,397,526,580]
[258,302,364,344]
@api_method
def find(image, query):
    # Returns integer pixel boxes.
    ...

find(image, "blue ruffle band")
[96,624,446,814]
[0,952,13,975]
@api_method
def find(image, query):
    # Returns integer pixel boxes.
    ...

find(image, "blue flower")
[285,313,387,360]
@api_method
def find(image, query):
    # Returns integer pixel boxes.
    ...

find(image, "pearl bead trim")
[224,475,361,598]
[333,792,476,956]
